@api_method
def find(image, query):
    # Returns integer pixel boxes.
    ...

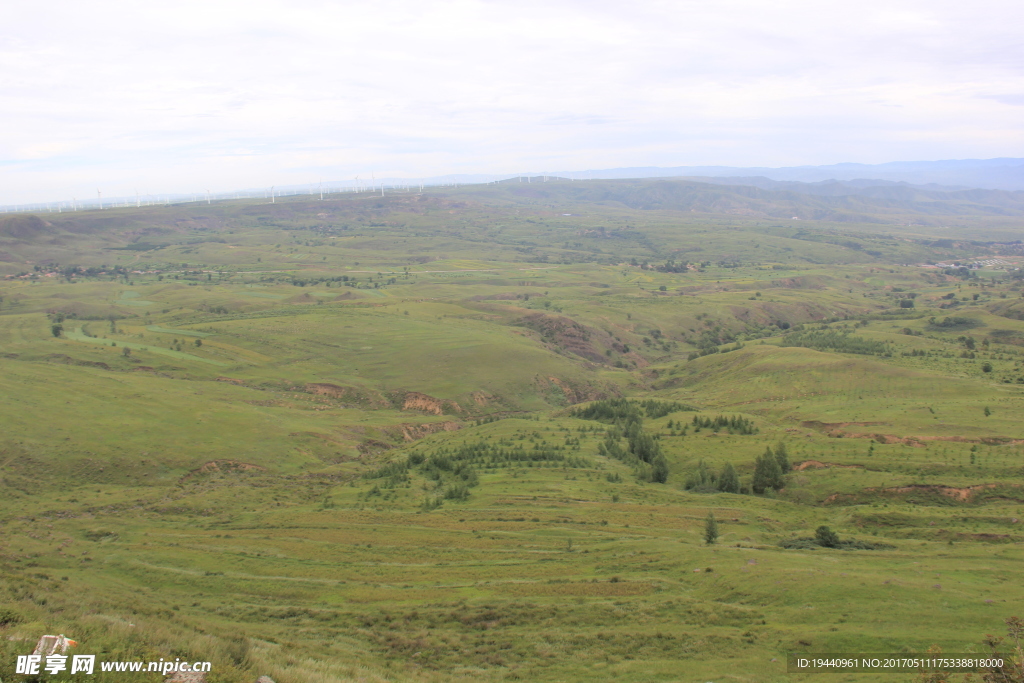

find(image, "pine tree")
[704,511,719,545]
[650,455,669,483]
[685,460,715,491]
[718,462,740,493]
[629,430,660,463]
[752,451,783,494]
[774,442,791,473]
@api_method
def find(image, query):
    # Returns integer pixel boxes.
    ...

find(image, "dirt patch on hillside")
[304,382,389,408]
[535,375,615,406]
[289,431,347,445]
[515,313,610,363]
[306,382,347,397]
[357,439,394,455]
[804,421,1024,446]
[963,533,1013,542]
[916,435,1024,446]
[879,483,997,502]
[801,421,889,430]
[825,483,1019,505]
[794,460,864,471]
[401,391,462,415]
[771,276,828,290]
[46,354,111,370]
[802,421,928,445]
[467,293,526,301]
[216,376,245,385]
[183,460,266,479]
[381,421,463,442]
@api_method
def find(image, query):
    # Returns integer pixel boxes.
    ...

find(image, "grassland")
[1,180,1024,682]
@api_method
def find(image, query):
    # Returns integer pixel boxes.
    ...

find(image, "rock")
[32,634,76,655]
[255,677,276,683]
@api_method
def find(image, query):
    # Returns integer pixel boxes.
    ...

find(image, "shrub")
[704,512,719,545]
[815,525,840,548]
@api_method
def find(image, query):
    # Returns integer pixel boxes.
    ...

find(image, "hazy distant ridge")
[567,158,1024,191]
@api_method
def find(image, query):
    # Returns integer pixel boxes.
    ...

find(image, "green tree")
[628,430,660,463]
[685,460,715,491]
[752,450,783,494]
[194,338,203,347]
[704,512,719,545]
[51,324,63,337]
[650,454,669,483]
[121,346,131,357]
[984,406,992,417]
[774,442,791,473]
[717,462,740,493]
[815,525,840,548]
[977,616,1024,683]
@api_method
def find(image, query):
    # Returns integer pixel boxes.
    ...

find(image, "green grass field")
[1,183,1023,682]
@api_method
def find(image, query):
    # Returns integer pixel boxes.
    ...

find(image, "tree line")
[570,398,684,483]
[684,443,790,494]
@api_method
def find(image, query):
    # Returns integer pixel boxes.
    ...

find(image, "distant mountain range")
[557,159,1024,192]
[6,158,1024,213]
[365,158,1024,192]
[451,176,1024,224]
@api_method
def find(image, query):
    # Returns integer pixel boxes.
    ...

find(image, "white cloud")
[1,0,1022,203]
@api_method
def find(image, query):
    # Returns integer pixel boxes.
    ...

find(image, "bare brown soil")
[793,460,864,471]
[183,460,267,479]
[305,382,347,397]
[381,421,463,442]
[535,375,614,405]
[516,313,609,364]
[402,391,462,415]
[825,483,1017,504]
[800,420,889,430]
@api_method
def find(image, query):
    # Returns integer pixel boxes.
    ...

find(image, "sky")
[2,0,1023,204]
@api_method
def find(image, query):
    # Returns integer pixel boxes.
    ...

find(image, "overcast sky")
[2,0,1023,204]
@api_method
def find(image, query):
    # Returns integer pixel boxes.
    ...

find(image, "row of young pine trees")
[685,443,791,494]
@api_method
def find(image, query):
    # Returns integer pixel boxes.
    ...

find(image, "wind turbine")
[271,186,275,203]
[97,190,103,209]
[206,189,211,205]
[319,179,323,200]
[136,189,141,208]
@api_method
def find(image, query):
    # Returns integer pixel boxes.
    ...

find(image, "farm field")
[1,178,1024,682]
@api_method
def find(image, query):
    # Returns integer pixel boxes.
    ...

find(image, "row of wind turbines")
[1,170,604,215]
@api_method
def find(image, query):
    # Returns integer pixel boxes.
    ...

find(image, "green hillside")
[2,186,1023,682]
